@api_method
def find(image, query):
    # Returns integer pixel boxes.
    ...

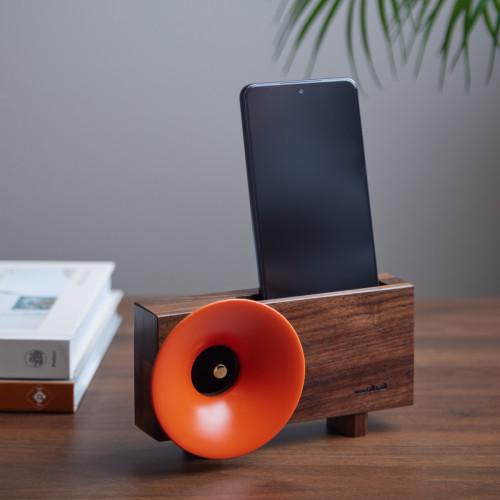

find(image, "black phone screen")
[240,78,378,300]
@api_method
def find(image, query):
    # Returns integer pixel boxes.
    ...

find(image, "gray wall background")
[1,1,499,297]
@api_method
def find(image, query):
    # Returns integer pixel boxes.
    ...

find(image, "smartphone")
[240,78,378,300]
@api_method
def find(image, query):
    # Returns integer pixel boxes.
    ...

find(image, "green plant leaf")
[273,0,500,90]
[346,0,362,86]
[405,0,431,58]
[413,0,447,78]
[438,0,469,89]
[360,0,382,86]
[306,0,345,76]
[283,0,331,73]
[469,0,489,27]
[377,0,398,75]
[485,7,500,82]
[275,0,313,60]
[389,0,410,62]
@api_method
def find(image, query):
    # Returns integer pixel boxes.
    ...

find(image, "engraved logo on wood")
[354,383,388,395]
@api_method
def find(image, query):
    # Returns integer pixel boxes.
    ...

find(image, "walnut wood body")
[134,274,414,442]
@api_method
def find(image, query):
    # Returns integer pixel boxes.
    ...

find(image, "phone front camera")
[299,89,304,94]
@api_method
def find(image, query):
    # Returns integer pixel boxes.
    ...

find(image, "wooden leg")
[327,413,368,437]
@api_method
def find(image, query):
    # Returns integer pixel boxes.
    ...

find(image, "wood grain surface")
[1,297,499,499]
[135,275,414,440]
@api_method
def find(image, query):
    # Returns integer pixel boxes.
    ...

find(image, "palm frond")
[483,1,500,82]
[306,0,345,76]
[274,0,500,91]
[378,0,398,75]
[360,0,382,86]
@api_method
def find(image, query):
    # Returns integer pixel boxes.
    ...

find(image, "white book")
[0,310,122,412]
[0,261,122,379]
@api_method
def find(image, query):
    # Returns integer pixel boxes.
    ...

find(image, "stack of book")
[0,261,123,412]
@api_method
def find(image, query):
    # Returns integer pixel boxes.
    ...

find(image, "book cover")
[0,261,120,379]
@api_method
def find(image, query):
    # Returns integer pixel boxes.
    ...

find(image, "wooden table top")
[1,297,499,499]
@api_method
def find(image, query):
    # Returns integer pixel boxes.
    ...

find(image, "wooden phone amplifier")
[134,274,414,454]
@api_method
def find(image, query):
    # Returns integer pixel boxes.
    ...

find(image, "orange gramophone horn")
[151,298,305,459]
